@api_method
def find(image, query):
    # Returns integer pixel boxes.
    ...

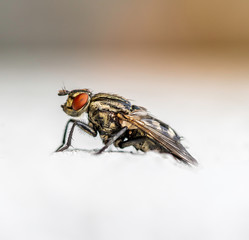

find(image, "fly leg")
[95,127,128,154]
[117,137,147,149]
[118,137,162,152]
[56,119,75,151]
[56,119,97,152]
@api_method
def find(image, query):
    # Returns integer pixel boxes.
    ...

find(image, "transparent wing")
[118,110,197,165]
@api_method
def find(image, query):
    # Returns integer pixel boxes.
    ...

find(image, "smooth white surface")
[0,48,249,240]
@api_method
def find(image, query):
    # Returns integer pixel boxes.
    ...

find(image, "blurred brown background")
[1,0,249,47]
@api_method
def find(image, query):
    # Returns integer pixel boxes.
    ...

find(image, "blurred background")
[1,0,249,46]
[1,1,249,240]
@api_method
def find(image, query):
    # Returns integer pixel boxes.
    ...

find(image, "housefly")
[56,89,197,165]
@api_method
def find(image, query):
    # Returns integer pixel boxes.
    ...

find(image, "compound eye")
[72,93,88,110]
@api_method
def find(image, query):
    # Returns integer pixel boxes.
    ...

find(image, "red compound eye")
[72,93,88,110]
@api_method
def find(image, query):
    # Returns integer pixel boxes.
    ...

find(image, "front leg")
[56,119,97,152]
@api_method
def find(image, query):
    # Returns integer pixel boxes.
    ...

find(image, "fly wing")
[118,110,198,165]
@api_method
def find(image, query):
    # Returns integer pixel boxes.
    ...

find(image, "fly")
[56,89,198,165]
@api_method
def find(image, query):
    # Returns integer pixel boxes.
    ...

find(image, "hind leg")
[116,137,170,153]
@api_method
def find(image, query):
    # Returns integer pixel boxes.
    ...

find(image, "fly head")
[58,89,92,117]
